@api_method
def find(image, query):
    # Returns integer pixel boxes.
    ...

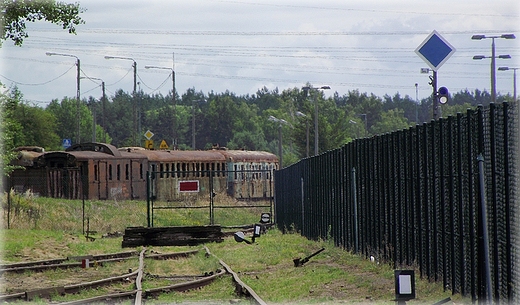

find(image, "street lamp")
[302,85,331,156]
[46,52,81,145]
[295,111,309,158]
[268,115,288,168]
[498,66,519,101]
[105,55,138,145]
[472,33,515,103]
[145,65,176,149]
[81,77,106,143]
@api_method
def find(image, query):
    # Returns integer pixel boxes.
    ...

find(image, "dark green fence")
[275,102,517,303]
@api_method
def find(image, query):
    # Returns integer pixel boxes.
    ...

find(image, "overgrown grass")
[0,193,473,304]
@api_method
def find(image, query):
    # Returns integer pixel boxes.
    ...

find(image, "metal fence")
[275,102,517,303]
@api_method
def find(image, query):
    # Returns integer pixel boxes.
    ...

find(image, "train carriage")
[218,149,278,199]
[36,143,148,200]
[119,147,228,202]
[8,146,46,195]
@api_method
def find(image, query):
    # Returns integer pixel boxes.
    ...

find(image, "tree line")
[1,83,515,169]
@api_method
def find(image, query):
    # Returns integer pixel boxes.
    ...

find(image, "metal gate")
[146,169,274,227]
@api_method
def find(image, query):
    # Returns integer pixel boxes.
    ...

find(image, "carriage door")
[98,161,108,200]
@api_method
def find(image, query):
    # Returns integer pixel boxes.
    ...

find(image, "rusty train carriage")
[120,147,279,202]
[9,143,279,202]
[218,150,278,199]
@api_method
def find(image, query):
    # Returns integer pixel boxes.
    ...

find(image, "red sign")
[178,180,199,192]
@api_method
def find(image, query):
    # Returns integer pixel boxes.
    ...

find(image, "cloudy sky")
[1,0,519,107]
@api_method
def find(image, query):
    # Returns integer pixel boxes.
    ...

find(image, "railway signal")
[438,86,449,104]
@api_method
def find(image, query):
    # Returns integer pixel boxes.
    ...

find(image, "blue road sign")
[62,138,72,149]
[415,30,456,71]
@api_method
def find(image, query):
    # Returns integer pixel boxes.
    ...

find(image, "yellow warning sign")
[145,140,154,149]
[159,140,169,150]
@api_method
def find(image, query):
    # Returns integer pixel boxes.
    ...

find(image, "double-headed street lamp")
[472,34,515,103]
[46,52,81,144]
[145,65,176,149]
[302,85,331,156]
[105,56,138,145]
[498,67,519,101]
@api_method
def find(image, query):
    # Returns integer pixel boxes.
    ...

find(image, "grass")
[0,192,473,304]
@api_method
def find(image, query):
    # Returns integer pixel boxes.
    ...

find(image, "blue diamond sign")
[415,30,456,71]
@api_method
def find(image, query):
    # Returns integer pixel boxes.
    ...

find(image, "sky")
[1,0,519,107]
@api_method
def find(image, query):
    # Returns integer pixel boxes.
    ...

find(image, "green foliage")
[0,0,85,46]
[1,79,503,169]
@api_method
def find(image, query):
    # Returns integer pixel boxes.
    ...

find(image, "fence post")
[477,154,492,304]
[146,171,151,227]
[352,167,359,254]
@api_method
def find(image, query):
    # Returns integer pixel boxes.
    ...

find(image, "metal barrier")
[275,102,517,303]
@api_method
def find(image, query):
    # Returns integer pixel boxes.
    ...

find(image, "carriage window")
[109,164,113,180]
[216,163,220,177]
[165,163,170,178]
[125,164,129,180]
[140,164,143,179]
[117,164,121,180]
[182,163,186,177]
[94,165,98,181]
[234,164,238,180]
[160,163,164,178]
[221,163,226,177]
[196,163,200,177]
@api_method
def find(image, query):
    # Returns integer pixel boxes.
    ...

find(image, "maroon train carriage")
[9,143,148,200]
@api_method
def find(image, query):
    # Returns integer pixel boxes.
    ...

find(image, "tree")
[1,0,85,46]
[370,109,411,135]
[0,87,23,176]
[46,96,92,146]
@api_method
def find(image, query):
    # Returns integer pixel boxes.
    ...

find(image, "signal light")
[438,86,449,104]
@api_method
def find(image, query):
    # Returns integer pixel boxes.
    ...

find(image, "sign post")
[415,30,456,120]
[144,130,154,149]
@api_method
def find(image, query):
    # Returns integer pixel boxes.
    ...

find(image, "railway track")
[0,246,267,304]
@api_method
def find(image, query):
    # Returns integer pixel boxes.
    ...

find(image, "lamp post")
[268,115,288,168]
[498,67,518,101]
[80,77,106,143]
[105,56,137,145]
[295,111,309,158]
[145,65,176,149]
[46,52,81,144]
[302,85,330,156]
[358,114,368,137]
[472,34,515,103]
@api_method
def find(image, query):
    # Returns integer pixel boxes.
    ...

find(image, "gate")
[146,169,274,227]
